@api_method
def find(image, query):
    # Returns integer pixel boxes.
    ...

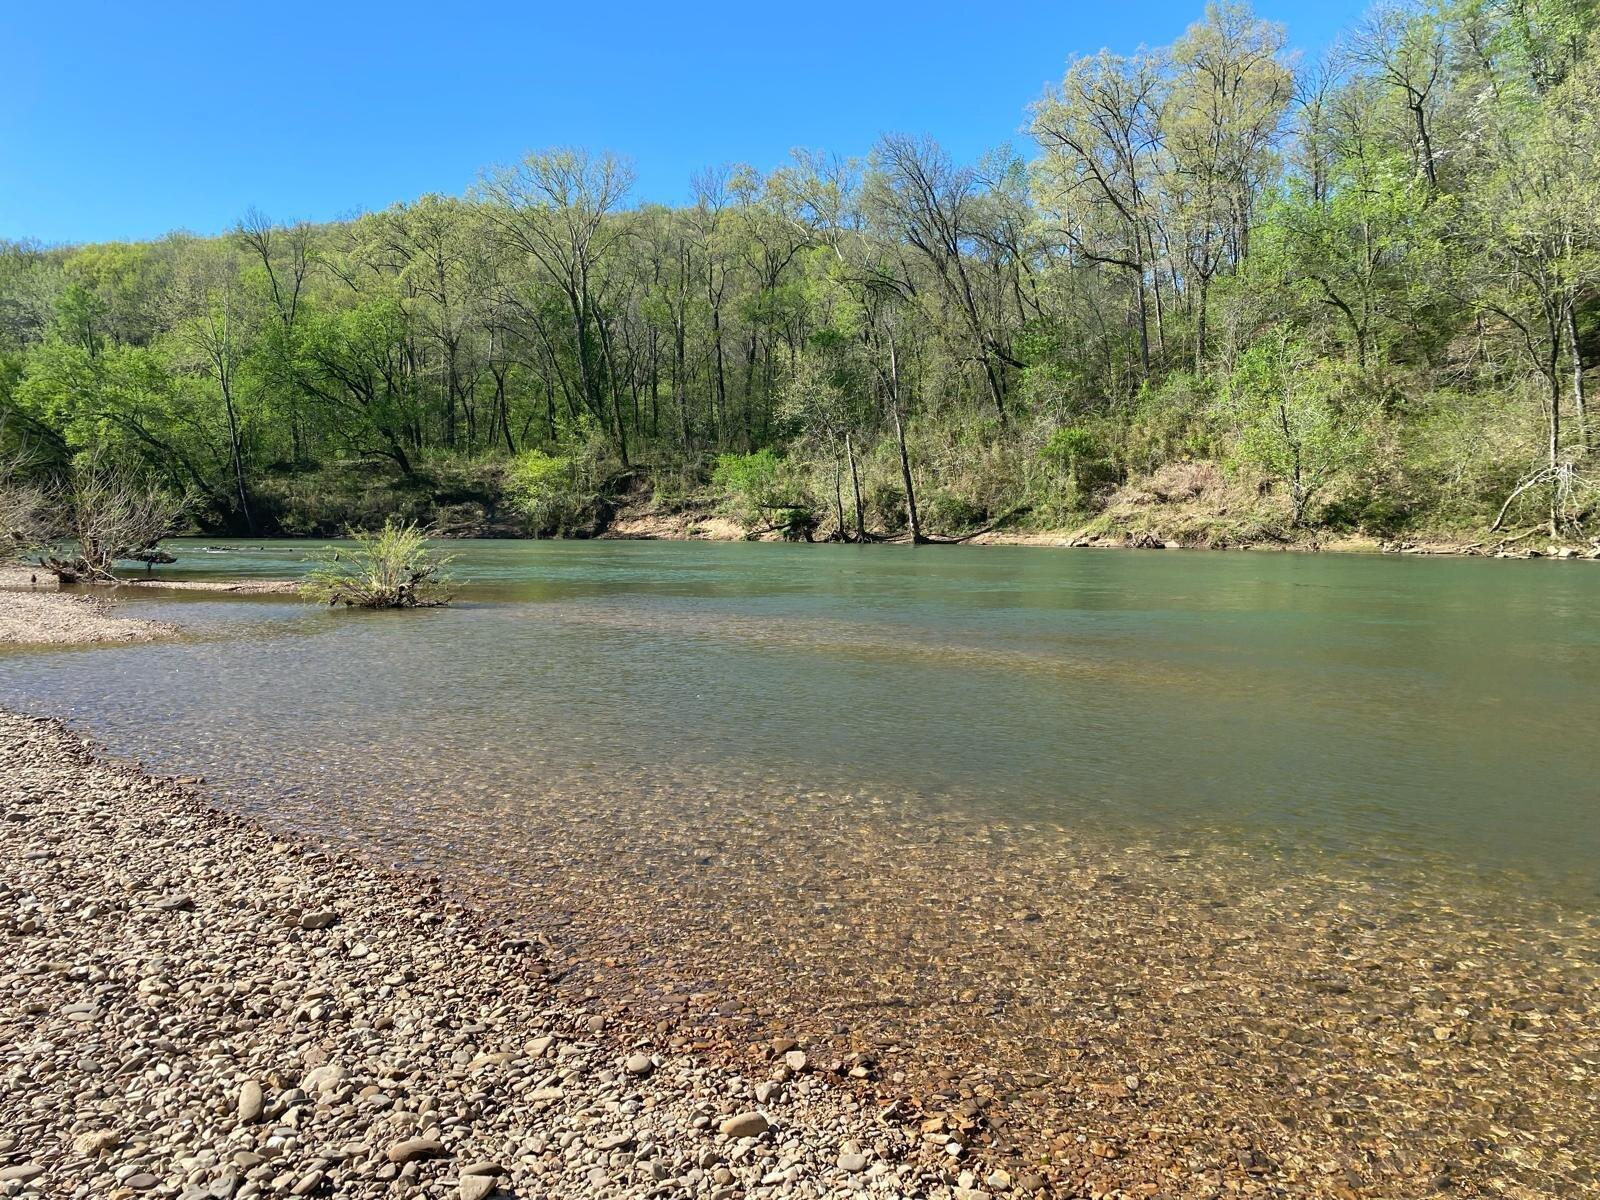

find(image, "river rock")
[624,1052,653,1077]
[387,1136,446,1164]
[237,1080,264,1124]
[719,1112,769,1139]
[73,1129,120,1156]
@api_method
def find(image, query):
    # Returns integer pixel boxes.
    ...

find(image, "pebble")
[624,1053,653,1077]
[719,1112,769,1139]
[386,1137,445,1164]
[237,1080,264,1125]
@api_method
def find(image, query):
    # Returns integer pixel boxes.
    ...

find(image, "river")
[4,539,1597,1194]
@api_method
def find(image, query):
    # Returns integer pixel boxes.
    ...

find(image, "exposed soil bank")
[0,711,953,1200]
[594,500,1600,559]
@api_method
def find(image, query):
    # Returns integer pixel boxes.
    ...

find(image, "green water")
[11,538,1600,1192]
[4,538,1597,895]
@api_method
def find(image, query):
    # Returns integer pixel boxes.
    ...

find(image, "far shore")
[169,519,1600,559]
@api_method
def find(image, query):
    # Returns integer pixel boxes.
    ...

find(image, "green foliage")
[506,449,579,531]
[711,449,789,525]
[921,492,986,532]
[301,519,455,608]
[3,0,1600,543]
[1217,336,1374,525]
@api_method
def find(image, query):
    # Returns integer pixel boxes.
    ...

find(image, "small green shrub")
[921,492,985,533]
[301,519,454,609]
[867,481,907,532]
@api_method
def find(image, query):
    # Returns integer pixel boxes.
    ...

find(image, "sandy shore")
[0,570,303,646]
[0,711,970,1200]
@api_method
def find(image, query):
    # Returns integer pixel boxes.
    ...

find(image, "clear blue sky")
[4,1,1370,245]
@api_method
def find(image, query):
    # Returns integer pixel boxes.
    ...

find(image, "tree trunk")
[844,431,866,541]
[832,454,846,539]
[887,340,922,543]
[1549,353,1562,538]
[1566,302,1588,447]
[219,381,256,536]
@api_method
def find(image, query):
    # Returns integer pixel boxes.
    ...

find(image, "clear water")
[7,539,1600,1192]
[5,538,1597,896]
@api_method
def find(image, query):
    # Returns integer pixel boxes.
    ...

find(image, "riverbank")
[594,498,1600,558]
[0,571,178,646]
[0,710,950,1200]
[0,572,307,647]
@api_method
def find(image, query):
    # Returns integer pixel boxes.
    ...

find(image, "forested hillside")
[3,0,1598,544]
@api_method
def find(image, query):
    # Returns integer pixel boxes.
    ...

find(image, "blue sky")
[4,1,1370,245]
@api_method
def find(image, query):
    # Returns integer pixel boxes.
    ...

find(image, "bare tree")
[39,459,187,583]
[479,150,636,463]
[0,451,52,563]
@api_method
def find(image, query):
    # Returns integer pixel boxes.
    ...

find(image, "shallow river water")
[4,540,1598,1196]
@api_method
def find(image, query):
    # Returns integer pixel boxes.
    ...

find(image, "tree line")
[2,0,1597,544]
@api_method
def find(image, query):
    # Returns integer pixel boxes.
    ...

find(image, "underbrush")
[1075,461,1298,547]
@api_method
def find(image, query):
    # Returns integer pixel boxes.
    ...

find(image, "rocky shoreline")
[0,582,177,647]
[0,573,306,647]
[0,712,962,1200]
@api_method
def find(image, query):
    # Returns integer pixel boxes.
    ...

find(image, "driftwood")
[875,505,1035,545]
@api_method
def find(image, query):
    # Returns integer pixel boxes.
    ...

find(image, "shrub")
[921,492,985,533]
[1216,336,1373,526]
[506,448,598,535]
[773,507,819,541]
[712,449,821,531]
[301,519,454,609]
[866,481,907,532]
[0,454,49,564]
[711,450,783,520]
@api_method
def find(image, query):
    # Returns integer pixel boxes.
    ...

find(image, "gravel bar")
[0,712,975,1200]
